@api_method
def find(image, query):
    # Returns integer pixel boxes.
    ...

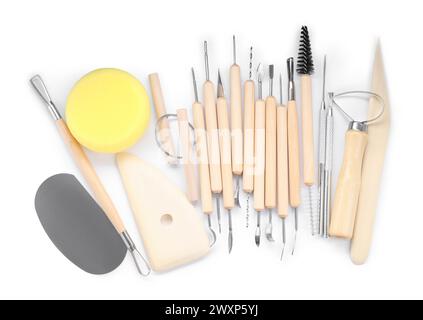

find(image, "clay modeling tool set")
[31,28,390,275]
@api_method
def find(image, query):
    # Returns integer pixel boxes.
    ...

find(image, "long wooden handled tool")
[243,47,255,227]
[191,68,215,244]
[30,75,151,276]
[230,36,243,208]
[287,58,301,255]
[254,63,266,247]
[217,71,235,253]
[149,73,178,166]
[176,108,199,203]
[203,41,223,233]
[277,74,289,260]
[265,65,277,242]
[329,91,385,239]
[297,26,317,235]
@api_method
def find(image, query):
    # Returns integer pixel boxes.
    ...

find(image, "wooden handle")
[301,75,315,186]
[217,97,234,209]
[265,96,277,209]
[243,80,255,193]
[192,102,213,214]
[230,64,243,175]
[148,73,177,165]
[330,130,368,239]
[287,100,301,208]
[55,119,125,233]
[177,108,199,203]
[254,99,266,211]
[203,81,222,194]
[277,106,289,218]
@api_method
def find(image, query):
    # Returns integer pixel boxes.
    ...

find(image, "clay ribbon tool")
[203,41,223,234]
[351,43,390,264]
[265,65,277,242]
[277,74,289,260]
[329,90,385,239]
[287,58,301,254]
[254,63,266,247]
[296,26,317,235]
[230,36,243,209]
[176,108,199,204]
[318,56,328,237]
[243,47,255,228]
[35,174,127,275]
[149,73,178,165]
[217,71,235,253]
[117,153,210,272]
[191,68,216,245]
[30,75,151,276]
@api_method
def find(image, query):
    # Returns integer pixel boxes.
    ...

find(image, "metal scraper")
[35,174,127,275]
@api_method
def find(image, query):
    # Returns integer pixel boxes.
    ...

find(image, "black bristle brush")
[297,26,318,235]
[297,26,315,75]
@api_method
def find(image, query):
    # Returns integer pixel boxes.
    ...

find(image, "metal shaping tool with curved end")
[254,63,266,247]
[230,36,243,209]
[35,174,127,275]
[30,75,151,276]
[217,70,235,253]
[202,41,224,235]
[265,64,277,242]
[286,58,301,255]
[191,68,216,246]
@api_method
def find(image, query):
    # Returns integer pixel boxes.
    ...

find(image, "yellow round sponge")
[66,68,150,153]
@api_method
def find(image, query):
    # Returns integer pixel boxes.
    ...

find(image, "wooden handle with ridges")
[301,75,315,186]
[203,81,222,193]
[192,102,213,214]
[265,96,277,208]
[254,99,266,211]
[55,119,125,233]
[177,108,199,203]
[243,80,255,193]
[217,97,234,209]
[287,100,301,208]
[330,130,368,239]
[148,73,177,165]
[277,106,289,218]
[230,64,243,175]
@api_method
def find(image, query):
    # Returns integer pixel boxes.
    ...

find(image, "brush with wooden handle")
[297,26,317,235]
[203,41,223,234]
[287,58,301,255]
[243,47,255,228]
[30,75,151,276]
[254,63,266,247]
[217,71,235,253]
[265,65,277,242]
[230,36,243,208]
[277,74,289,260]
[191,68,216,245]
[148,73,178,166]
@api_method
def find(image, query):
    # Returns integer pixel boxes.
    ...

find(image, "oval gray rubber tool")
[35,173,127,275]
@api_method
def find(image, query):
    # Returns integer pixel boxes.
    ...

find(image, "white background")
[0,0,421,300]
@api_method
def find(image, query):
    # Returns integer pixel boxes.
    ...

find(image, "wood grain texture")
[177,108,199,203]
[330,130,368,239]
[230,64,243,175]
[243,80,255,193]
[203,81,222,193]
[277,106,289,218]
[287,100,301,208]
[148,73,177,165]
[192,102,213,214]
[254,99,266,211]
[265,96,277,209]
